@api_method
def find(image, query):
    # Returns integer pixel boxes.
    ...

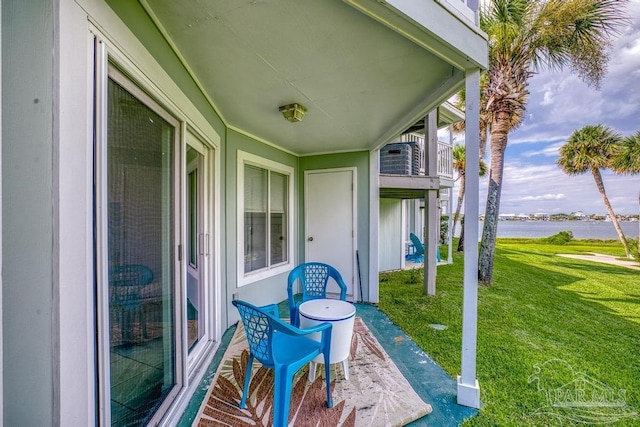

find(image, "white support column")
[412,200,420,236]
[0,1,3,416]
[424,111,438,295]
[401,200,407,269]
[448,188,453,264]
[457,68,481,408]
[448,124,454,264]
[369,150,380,303]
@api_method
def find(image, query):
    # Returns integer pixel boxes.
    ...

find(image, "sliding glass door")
[186,146,204,352]
[100,65,181,426]
[95,34,220,423]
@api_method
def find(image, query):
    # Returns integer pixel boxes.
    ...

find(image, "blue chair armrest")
[272,317,332,337]
[273,320,333,356]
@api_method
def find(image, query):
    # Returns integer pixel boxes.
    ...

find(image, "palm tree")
[611,131,640,174]
[478,0,628,283]
[452,144,488,237]
[611,131,640,259]
[557,125,632,258]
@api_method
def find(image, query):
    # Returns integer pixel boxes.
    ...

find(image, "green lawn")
[379,239,640,426]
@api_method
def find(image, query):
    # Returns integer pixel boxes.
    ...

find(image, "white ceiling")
[144,0,477,155]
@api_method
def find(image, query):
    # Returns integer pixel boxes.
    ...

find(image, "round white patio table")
[298,299,356,382]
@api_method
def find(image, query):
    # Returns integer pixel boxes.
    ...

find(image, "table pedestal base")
[308,358,349,382]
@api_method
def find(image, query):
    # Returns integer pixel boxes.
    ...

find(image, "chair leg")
[239,354,254,409]
[273,367,293,427]
[140,306,147,339]
[290,307,299,327]
[324,352,333,408]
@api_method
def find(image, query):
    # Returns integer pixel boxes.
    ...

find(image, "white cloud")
[509,132,567,146]
[463,162,640,215]
[540,88,554,106]
[521,142,564,157]
[521,194,566,201]
[510,1,640,140]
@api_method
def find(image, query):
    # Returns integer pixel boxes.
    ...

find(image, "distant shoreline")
[455,218,639,224]
[454,220,639,240]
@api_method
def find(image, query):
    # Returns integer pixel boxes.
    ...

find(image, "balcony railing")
[441,0,479,26]
[381,134,453,183]
[437,141,453,179]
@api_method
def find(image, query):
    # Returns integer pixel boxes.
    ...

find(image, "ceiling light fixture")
[279,103,307,123]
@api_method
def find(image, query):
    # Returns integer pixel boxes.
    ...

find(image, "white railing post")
[466,0,480,25]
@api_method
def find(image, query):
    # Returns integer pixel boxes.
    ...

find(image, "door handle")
[308,236,314,241]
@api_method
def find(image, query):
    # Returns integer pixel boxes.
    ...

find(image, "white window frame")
[237,150,294,286]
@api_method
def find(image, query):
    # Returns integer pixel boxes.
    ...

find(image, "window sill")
[238,262,292,287]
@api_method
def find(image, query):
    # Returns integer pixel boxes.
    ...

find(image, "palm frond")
[611,131,640,174]
[530,0,628,86]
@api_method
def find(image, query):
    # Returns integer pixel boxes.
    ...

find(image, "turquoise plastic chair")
[287,262,348,327]
[109,264,154,341]
[407,233,425,263]
[406,233,441,263]
[232,299,333,427]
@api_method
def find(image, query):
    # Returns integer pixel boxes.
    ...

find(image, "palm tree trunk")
[452,174,466,237]
[591,167,632,258]
[478,112,510,284]
[479,126,488,160]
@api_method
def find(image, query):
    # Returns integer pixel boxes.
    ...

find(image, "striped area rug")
[193,317,431,426]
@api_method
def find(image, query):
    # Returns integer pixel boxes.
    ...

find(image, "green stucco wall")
[224,130,299,324]
[105,0,225,133]
[299,152,371,300]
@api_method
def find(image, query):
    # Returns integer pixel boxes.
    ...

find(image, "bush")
[544,230,574,244]
[628,238,639,260]
[440,215,449,244]
[407,267,423,284]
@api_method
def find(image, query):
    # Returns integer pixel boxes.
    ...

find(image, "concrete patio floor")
[177,302,477,426]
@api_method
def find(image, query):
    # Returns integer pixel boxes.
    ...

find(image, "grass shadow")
[379,242,640,426]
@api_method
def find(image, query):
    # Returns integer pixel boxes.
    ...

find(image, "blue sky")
[450,0,640,216]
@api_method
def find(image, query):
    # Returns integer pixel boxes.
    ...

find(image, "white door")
[305,168,356,300]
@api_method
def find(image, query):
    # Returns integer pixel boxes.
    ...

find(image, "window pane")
[270,172,287,264]
[244,165,267,273]
[107,77,175,425]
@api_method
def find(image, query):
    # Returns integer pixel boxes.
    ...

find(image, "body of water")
[454,220,640,240]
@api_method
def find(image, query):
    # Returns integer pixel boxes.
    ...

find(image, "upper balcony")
[379,102,462,199]
[380,133,453,199]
